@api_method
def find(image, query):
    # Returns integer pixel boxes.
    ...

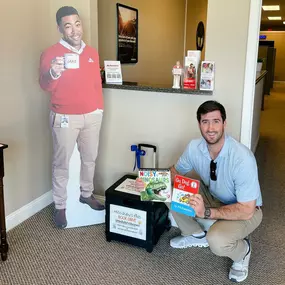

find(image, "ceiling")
[261,0,285,30]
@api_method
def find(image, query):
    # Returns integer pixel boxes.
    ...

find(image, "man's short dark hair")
[196,100,226,122]
[56,6,79,26]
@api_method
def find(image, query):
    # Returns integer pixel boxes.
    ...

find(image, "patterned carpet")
[1,84,285,285]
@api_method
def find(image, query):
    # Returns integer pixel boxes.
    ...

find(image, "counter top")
[103,81,213,95]
[256,70,267,84]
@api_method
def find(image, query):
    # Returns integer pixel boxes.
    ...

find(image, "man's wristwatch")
[204,207,211,219]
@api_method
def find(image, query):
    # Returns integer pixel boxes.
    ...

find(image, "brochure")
[183,56,198,89]
[183,51,201,89]
[104,60,123,84]
[200,61,215,91]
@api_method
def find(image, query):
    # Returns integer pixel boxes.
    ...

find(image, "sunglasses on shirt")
[210,160,217,181]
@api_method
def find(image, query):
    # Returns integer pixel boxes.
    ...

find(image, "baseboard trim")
[6,190,53,232]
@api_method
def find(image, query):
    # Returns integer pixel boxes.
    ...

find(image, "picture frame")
[116,3,138,64]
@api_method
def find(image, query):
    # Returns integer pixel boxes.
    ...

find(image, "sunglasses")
[210,160,217,181]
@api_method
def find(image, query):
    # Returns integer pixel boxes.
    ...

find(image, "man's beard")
[202,130,224,145]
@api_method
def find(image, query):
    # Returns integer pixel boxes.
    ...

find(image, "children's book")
[138,169,171,202]
[170,175,200,217]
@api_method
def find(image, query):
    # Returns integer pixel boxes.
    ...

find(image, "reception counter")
[102,81,213,95]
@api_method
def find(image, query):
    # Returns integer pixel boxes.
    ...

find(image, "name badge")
[60,115,69,128]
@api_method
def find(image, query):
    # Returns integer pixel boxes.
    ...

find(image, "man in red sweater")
[39,6,105,228]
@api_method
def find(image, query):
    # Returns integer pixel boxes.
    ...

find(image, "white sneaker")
[229,239,251,283]
[170,234,209,249]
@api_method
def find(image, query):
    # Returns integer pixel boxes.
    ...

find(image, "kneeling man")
[170,100,263,283]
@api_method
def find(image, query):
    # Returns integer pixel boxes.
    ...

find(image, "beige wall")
[185,0,208,60]
[98,0,185,85]
[1,0,51,215]
[1,1,94,216]
[90,0,99,49]
[260,31,285,81]
[205,0,250,138]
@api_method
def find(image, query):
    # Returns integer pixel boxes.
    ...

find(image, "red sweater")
[39,43,103,114]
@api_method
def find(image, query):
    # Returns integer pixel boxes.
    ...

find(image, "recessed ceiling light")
[262,5,280,11]
[268,16,282,20]
[283,21,285,24]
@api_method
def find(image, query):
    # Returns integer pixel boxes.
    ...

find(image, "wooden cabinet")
[0,143,8,261]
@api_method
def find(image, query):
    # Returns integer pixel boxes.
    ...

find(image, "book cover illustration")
[200,61,215,91]
[138,169,171,202]
[170,175,200,217]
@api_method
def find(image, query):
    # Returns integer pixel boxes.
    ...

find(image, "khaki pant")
[50,110,103,209]
[170,182,263,261]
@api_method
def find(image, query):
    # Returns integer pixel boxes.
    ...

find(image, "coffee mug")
[64,53,80,69]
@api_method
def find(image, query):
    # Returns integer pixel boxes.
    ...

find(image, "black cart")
[105,174,171,253]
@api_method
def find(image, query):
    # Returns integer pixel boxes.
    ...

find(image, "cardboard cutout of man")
[39,6,105,228]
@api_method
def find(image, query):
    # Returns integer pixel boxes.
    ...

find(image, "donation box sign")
[109,204,147,240]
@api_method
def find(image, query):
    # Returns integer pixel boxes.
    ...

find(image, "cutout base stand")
[65,145,105,229]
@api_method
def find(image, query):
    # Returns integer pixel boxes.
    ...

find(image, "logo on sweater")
[88,58,94,63]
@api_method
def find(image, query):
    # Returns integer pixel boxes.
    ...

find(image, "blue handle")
[131,145,145,171]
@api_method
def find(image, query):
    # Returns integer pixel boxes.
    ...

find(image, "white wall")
[241,0,262,149]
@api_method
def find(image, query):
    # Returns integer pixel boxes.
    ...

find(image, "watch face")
[204,208,211,218]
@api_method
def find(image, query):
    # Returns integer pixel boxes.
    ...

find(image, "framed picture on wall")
[116,3,138,64]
